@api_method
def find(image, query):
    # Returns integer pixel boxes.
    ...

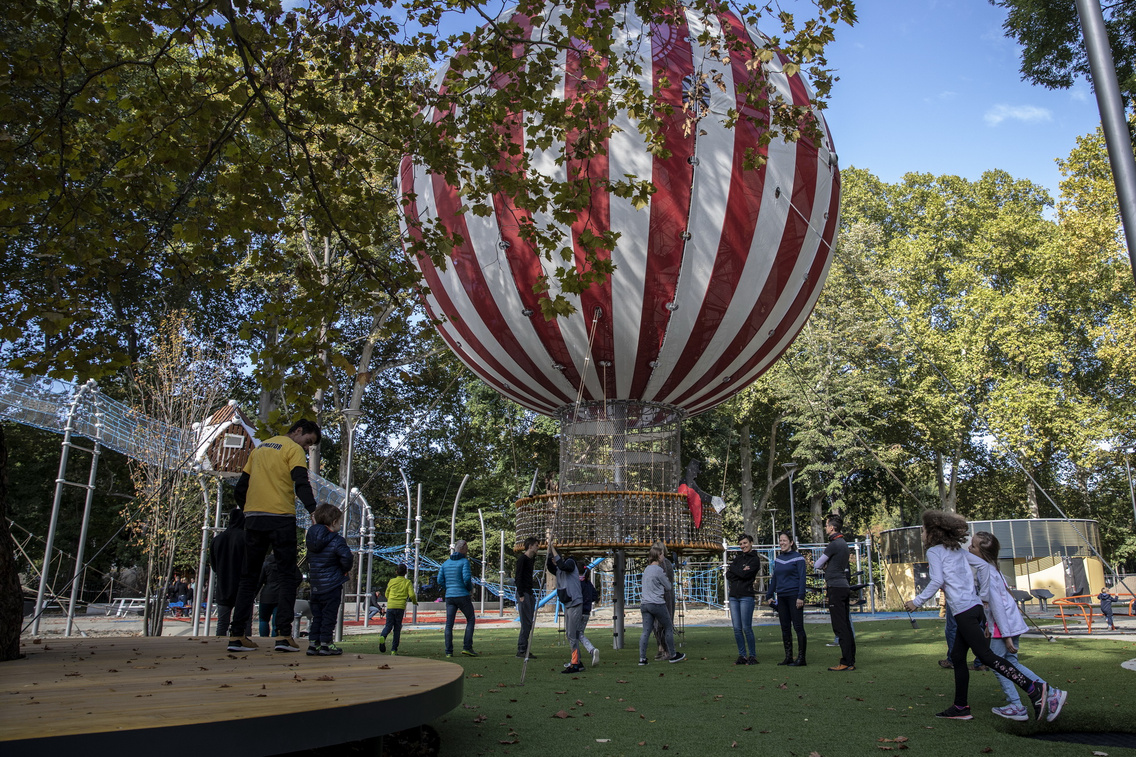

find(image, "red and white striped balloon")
[400,3,840,418]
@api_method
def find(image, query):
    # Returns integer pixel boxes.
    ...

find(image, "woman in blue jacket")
[766,531,808,666]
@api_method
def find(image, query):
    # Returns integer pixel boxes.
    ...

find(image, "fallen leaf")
[638,742,646,747]
[553,710,571,719]
[473,715,487,723]
[731,742,738,748]
[556,690,567,694]
[596,739,610,743]
[981,749,992,754]
[778,683,788,690]
[576,699,585,706]
[743,727,752,732]
[617,680,628,684]
[470,673,483,678]
[626,706,637,712]
[315,675,334,681]
[879,748,893,752]
[895,737,909,743]
[499,739,518,745]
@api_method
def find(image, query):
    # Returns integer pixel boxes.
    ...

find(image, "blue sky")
[824,0,1103,200]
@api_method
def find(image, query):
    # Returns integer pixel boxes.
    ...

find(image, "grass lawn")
[340,620,1136,756]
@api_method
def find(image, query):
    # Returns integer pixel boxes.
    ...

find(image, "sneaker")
[828,663,856,672]
[592,648,600,667]
[1045,688,1067,722]
[668,652,686,664]
[461,649,479,657]
[274,636,300,652]
[445,653,453,658]
[991,704,1029,722]
[746,656,759,666]
[938,659,953,669]
[935,705,973,720]
[826,641,840,647]
[638,658,649,666]
[227,636,258,652]
[379,640,386,653]
[318,644,343,656]
[561,664,583,674]
[1030,681,1049,722]
[306,645,319,656]
[390,650,398,656]
[734,655,747,665]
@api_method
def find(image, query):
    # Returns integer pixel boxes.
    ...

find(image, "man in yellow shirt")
[228,420,321,653]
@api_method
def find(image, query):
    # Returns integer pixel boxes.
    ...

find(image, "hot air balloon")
[399,0,839,585]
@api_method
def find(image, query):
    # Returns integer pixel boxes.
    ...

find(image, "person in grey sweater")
[639,543,686,666]
[548,544,586,673]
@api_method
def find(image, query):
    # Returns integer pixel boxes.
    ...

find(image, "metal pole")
[1125,453,1136,528]
[499,528,505,618]
[203,479,224,636]
[479,508,487,615]
[1075,0,1136,285]
[34,379,90,634]
[66,400,102,636]
[866,533,876,614]
[400,467,413,560]
[364,505,375,628]
[449,473,470,551]
[783,463,798,546]
[353,490,365,623]
[412,484,422,624]
[613,549,625,650]
[191,475,211,636]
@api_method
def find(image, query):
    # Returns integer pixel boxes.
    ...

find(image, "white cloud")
[984,104,1053,126]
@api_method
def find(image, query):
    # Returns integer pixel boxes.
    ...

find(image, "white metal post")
[412,484,422,624]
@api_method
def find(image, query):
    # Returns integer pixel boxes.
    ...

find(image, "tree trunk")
[1026,476,1040,518]
[739,423,755,537]
[0,424,25,661]
[810,489,824,544]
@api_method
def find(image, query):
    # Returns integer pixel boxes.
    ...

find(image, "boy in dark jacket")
[305,504,353,656]
[209,508,250,637]
[1098,588,1118,631]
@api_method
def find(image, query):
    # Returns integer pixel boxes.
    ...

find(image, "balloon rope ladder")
[521,306,604,685]
[786,198,1132,597]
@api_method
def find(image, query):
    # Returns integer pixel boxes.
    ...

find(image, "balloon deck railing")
[515,491,723,555]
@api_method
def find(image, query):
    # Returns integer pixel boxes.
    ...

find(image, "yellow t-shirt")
[242,435,308,516]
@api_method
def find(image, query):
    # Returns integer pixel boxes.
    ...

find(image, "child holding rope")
[904,511,1066,722]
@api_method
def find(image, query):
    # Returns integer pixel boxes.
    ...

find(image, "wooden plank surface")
[0,637,464,756]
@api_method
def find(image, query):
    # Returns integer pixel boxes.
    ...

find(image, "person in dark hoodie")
[209,508,250,637]
[548,544,585,673]
[438,539,477,657]
[304,504,353,656]
[726,533,761,665]
[766,530,808,667]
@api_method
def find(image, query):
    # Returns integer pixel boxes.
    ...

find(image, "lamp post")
[782,462,799,546]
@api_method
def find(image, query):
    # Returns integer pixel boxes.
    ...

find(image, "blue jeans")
[729,596,755,657]
[989,636,1039,706]
[444,595,476,654]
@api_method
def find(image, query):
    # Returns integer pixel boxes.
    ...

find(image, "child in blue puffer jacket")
[305,504,353,656]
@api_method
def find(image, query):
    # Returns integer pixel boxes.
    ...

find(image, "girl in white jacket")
[904,510,1065,722]
[967,531,1049,721]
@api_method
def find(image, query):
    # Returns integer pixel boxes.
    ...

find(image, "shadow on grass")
[335,620,1136,756]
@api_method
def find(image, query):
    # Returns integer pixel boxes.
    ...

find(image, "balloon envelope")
[400,3,840,417]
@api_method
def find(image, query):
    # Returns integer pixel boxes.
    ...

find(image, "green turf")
[342,620,1136,756]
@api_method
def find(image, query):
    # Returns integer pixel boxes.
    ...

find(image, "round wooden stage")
[0,636,464,756]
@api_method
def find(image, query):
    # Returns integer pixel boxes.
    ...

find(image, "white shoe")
[591,648,600,667]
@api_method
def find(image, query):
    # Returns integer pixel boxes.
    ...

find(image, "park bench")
[107,597,147,617]
[1053,593,1134,633]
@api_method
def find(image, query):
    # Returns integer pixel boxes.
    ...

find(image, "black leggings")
[775,594,807,646]
[951,604,1042,707]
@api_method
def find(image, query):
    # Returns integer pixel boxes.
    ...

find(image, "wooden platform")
[0,637,464,756]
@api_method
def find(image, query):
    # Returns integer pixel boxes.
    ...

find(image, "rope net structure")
[516,400,724,557]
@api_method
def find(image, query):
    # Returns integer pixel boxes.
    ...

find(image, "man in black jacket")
[515,537,539,658]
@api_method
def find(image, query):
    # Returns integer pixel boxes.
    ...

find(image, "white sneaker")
[1046,689,1067,722]
[591,648,600,667]
[991,704,1029,721]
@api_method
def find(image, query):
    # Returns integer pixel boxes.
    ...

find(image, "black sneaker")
[734,655,747,665]
[638,658,649,666]
[935,705,973,720]
[306,645,319,656]
[461,649,479,657]
[318,644,343,656]
[379,640,386,653]
[746,656,759,665]
[561,664,584,674]
[668,652,687,664]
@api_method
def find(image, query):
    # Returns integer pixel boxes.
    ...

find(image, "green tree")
[991,0,1136,103]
